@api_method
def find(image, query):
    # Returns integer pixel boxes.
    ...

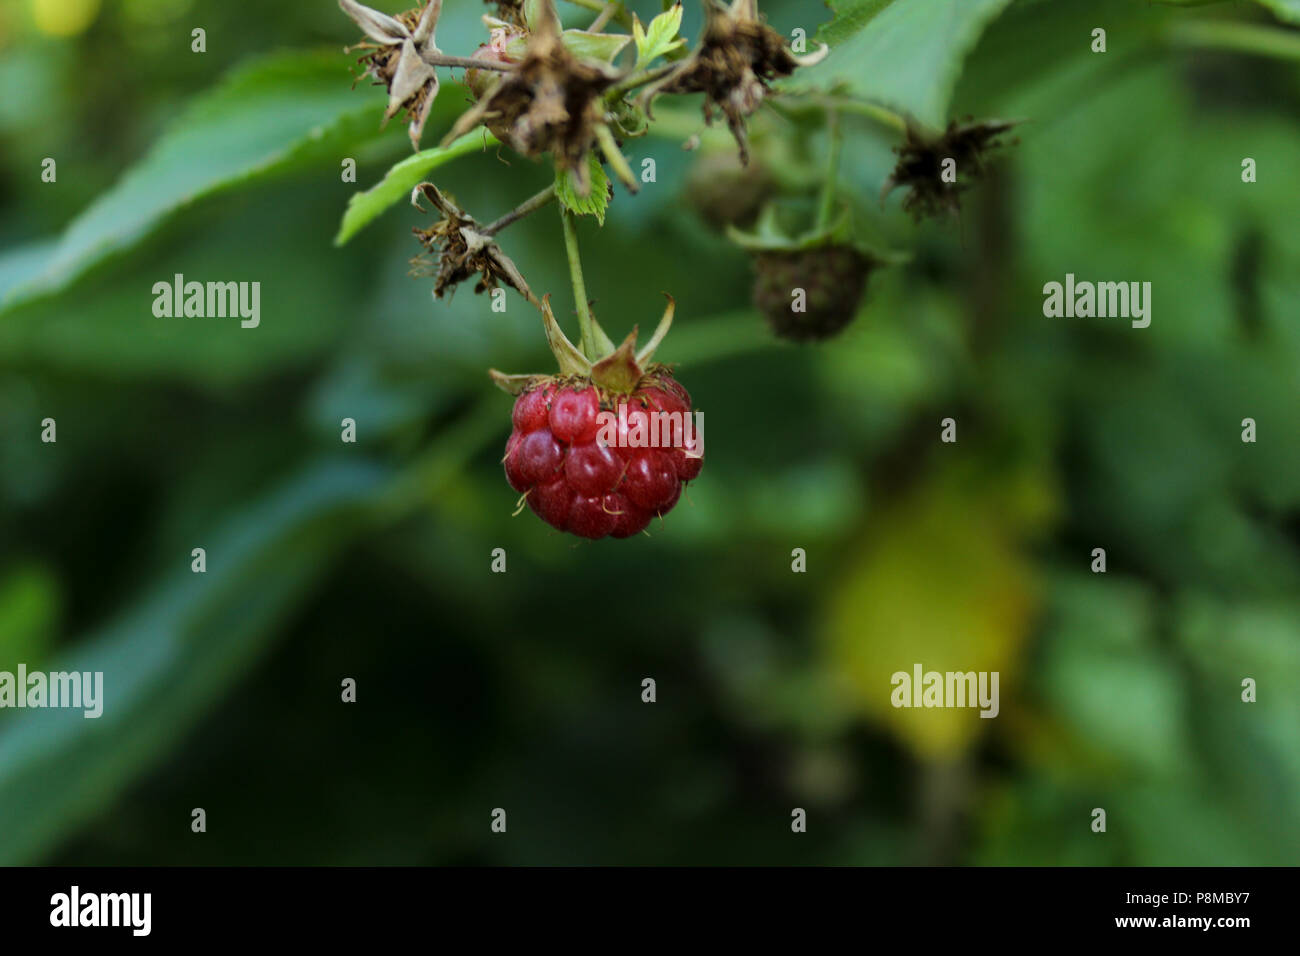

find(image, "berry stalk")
[562,0,634,30]
[482,184,558,237]
[559,206,603,360]
[815,108,842,233]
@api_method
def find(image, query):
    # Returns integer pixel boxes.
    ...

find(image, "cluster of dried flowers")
[409,183,536,301]
[644,0,826,163]
[338,0,835,301]
[337,0,1016,322]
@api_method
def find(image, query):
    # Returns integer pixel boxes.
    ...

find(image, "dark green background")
[0,0,1297,864]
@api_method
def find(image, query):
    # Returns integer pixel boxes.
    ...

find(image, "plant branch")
[847,100,910,136]
[483,184,558,235]
[607,62,677,101]
[595,124,638,193]
[420,52,517,72]
[589,0,619,32]
[563,0,634,30]
[815,108,842,232]
[559,206,598,360]
[782,95,911,138]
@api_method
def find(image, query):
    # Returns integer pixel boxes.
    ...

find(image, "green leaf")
[0,240,55,306]
[1166,18,1300,60]
[797,0,1015,129]
[634,3,685,68]
[0,396,502,864]
[0,459,389,864]
[1,51,383,313]
[555,154,610,226]
[0,566,58,669]
[334,129,501,246]
[503,29,632,63]
[816,0,893,47]
[820,463,1036,759]
[1252,0,1300,22]
[0,188,361,386]
[1157,0,1300,25]
[562,29,633,63]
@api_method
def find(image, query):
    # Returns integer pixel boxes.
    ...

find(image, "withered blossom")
[410,183,537,302]
[646,0,827,163]
[882,117,1021,222]
[340,0,444,149]
[442,4,619,194]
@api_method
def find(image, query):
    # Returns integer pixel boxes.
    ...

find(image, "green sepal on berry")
[725,203,902,260]
[493,294,700,541]
[489,294,677,398]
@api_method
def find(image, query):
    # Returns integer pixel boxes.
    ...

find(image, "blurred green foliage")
[0,0,1297,865]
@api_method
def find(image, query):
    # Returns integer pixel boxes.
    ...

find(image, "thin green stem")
[1165,19,1300,61]
[482,184,557,236]
[589,0,619,32]
[637,106,728,144]
[595,123,638,192]
[761,92,916,139]
[562,0,634,30]
[559,206,597,360]
[822,97,909,136]
[815,109,842,232]
[606,62,677,101]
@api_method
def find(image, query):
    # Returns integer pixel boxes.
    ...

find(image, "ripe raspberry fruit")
[493,296,702,540]
[503,371,702,540]
[752,245,873,342]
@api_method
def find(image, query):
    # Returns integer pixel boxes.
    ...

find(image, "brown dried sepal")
[341,0,444,149]
[442,2,618,193]
[883,117,1021,222]
[649,0,825,164]
[410,183,535,302]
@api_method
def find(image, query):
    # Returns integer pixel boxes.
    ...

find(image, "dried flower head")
[443,2,619,194]
[340,0,444,149]
[647,0,826,163]
[883,117,1021,222]
[410,183,536,302]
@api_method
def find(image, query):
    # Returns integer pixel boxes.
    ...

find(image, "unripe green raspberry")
[752,246,873,342]
[685,150,775,231]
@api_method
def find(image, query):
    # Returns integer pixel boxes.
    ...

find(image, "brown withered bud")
[647,0,826,164]
[340,0,444,149]
[883,117,1021,222]
[410,183,537,303]
[442,1,618,194]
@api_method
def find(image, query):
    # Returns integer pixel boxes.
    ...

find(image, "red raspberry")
[503,372,703,540]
